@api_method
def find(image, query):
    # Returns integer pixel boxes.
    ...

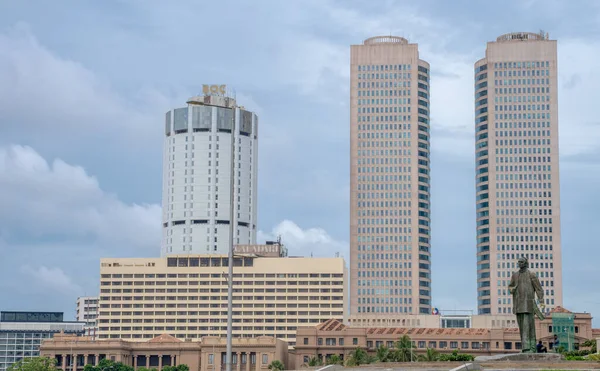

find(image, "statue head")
[517,256,529,269]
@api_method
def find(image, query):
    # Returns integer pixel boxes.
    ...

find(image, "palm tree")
[376,345,390,362]
[393,335,416,362]
[421,348,439,362]
[345,348,370,366]
[268,360,284,371]
[307,357,322,367]
[325,355,342,365]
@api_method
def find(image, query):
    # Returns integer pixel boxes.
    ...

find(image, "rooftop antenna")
[335,252,340,258]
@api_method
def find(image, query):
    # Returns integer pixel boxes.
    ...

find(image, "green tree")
[81,358,134,371]
[417,348,439,362]
[375,345,390,362]
[345,348,373,366]
[392,335,416,362]
[267,360,284,371]
[325,355,342,365]
[306,357,322,367]
[582,339,597,353]
[8,357,57,371]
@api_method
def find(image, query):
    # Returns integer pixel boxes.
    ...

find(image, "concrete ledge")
[474,352,563,362]
[449,363,482,371]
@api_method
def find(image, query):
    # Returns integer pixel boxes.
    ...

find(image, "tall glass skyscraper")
[350,36,432,315]
[474,32,562,315]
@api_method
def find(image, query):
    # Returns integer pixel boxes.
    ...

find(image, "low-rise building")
[0,311,85,371]
[76,297,99,338]
[40,333,290,371]
[294,307,596,366]
[97,253,347,346]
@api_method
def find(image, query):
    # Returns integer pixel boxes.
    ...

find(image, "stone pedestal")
[474,352,564,362]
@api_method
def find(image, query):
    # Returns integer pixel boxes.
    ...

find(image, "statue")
[508,256,545,353]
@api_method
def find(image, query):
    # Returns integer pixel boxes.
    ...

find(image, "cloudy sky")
[1,0,599,324]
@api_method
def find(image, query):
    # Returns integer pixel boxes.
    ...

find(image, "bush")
[565,355,586,361]
[564,350,590,357]
[438,350,475,362]
[586,353,600,361]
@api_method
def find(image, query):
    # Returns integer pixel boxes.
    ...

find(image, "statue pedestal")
[474,352,563,362]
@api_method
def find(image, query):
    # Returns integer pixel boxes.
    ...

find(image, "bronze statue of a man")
[508,256,544,353]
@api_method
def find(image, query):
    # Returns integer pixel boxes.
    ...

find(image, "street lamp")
[225,110,237,371]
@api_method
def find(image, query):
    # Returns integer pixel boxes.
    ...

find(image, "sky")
[1,0,599,324]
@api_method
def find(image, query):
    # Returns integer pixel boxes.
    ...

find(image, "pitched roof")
[148,334,183,343]
[365,327,491,336]
[317,319,346,331]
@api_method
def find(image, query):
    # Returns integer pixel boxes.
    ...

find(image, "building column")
[245,353,250,371]
[158,355,163,371]
[95,354,99,366]
[133,355,137,370]
[170,355,175,367]
[62,354,67,371]
[215,352,222,371]
[236,353,241,371]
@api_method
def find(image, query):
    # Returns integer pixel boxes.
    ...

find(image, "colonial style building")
[39,333,289,371]
[294,307,597,366]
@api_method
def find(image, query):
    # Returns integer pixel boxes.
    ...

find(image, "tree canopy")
[8,357,57,371]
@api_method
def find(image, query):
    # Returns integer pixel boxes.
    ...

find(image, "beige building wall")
[347,313,517,329]
[40,333,289,371]
[474,32,562,315]
[350,36,432,317]
[97,255,346,347]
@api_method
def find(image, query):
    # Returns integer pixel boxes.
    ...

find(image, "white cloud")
[258,220,347,260]
[557,39,600,157]
[20,265,81,294]
[0,23,168,146]
[0,144,161,249]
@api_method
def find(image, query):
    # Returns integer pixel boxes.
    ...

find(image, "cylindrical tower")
[161,92,258,256]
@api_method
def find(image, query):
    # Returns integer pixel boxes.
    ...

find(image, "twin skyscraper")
[160,32,562,319]
[349,32,561,317]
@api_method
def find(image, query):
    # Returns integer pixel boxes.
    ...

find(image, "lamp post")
[225,110,237,371]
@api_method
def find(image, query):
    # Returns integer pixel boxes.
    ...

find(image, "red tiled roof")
[592,328,600,336]
[317,319,346,331]
[365,327,492,336]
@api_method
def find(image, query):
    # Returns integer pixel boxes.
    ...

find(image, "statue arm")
[531,272,544,301]
[508,273,516,294]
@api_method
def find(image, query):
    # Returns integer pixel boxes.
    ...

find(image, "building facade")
[162,91,258,256]
[40,333,290,371]
[346,312,520,329]
[0,312,85,371]
[295,309,595,366]
[474,32,562,315]
[76,297,99,338]
[350,36,432,316]
[97,254,347,346]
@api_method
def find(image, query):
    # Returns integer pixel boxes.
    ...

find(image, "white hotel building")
[161,90,258,256]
